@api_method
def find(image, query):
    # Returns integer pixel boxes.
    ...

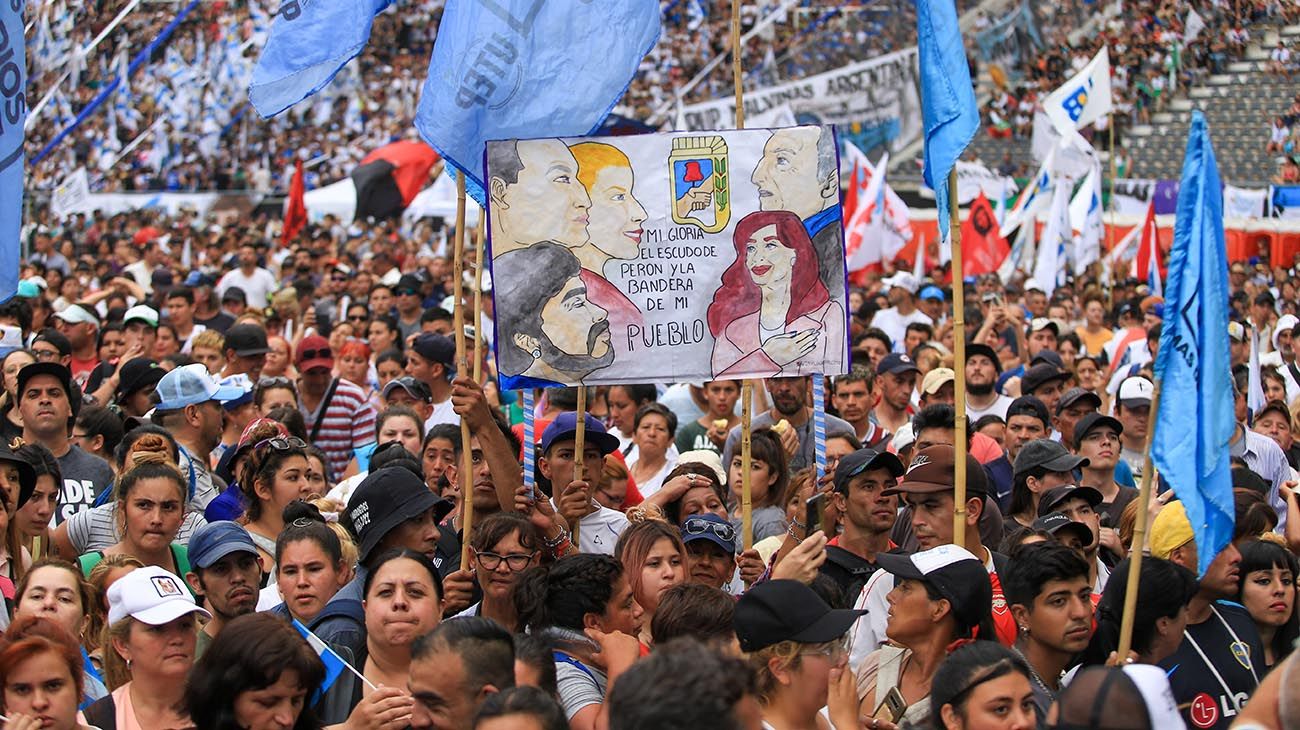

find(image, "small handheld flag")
[292,618,376,700]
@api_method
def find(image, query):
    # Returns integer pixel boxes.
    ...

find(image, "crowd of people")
[0,191,1299,729]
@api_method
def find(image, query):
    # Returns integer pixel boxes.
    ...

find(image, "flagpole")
[1107,114,1118,260]
[950,170,968,547]
[1117,381,1162,659]
[731,0,755,554]
[453,175,474,570]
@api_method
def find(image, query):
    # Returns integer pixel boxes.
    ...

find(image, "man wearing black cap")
[1073,412,1139,529]
[872,353,918,434]
[1004,396,1050,468]
[1052,387,1101,448]
[381,376,435,424]
[1020,363,1070,416]
[220,323,270,383]
[965,343,1012,421]
[112,358,166,418]
[722,376,854,473]
[848,445,1017,668]
[819,448,904,600]
[1037,484,1111,590]
[1007,439,1087,535]
[17,363,113,524]
[393,273,426,341]
[220,286,248,318]
[407,333,459,429]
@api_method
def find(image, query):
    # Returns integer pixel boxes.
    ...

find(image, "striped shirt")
[302,378,377,477]
[1235,427,1293,530]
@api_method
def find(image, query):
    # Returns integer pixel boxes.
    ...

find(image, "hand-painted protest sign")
[487,126,849,389]
[676,50,922,157]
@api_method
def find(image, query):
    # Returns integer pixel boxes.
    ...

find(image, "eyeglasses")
[254,437,306,451]
[347,314,369,322]
[299,347,332,361]
[475,551,538,572]
[799,635,849,660]
[32,349,61,362]
[683,518,737,543]
[396,289,420,297]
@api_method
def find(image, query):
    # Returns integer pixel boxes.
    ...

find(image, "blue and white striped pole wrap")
[812,373,827,483]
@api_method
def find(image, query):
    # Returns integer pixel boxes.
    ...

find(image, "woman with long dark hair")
[707,210,845,379]
[1236,538,1300,670]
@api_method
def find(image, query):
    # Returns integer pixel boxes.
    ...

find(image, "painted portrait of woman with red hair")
[706,210,846,378]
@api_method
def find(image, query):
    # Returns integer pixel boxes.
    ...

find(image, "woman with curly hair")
[614,507,686,645]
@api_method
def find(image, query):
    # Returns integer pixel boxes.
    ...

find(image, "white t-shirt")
[966,394,1013,422]
[869,307,934,353]
[424,398,459,430]
[217,268,280,308]
[545,504,629,556]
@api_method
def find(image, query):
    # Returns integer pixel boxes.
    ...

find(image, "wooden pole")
[572,386,587,546]
[453,176,474,569]
[950,170,968,548]
[1116,381,1163,659]
[732,0,753,552]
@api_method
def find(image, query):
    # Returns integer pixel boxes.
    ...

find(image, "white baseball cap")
[883,272,920,294]
[106,565,210,626]
[123,305,160,328]
[54,304,99,327]
[1118,377,1154,409]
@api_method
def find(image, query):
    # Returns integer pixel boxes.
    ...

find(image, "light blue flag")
[415,0,661,204]
[0,2,25,306]
[1151,110,1233,577]
[915,0,978,241]
[292,618,348,701]
[249,0,394,118]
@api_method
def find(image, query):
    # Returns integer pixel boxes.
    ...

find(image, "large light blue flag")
[1151,110,1233,577]
[0,2,25,306]
[415,0,661,204]
[915,0,978,241]
[249,0,394,118]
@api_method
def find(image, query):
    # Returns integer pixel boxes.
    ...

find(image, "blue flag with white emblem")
[914,0,978,241]
[415,0,661,204]
[0,2,25,306]
[1151,110,1233,577]
[249,0,394,118]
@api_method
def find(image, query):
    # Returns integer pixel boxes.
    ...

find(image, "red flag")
[282,159,307,246]
[962,192,1010,275]
[843,159,862,222]
[1132,200,1164,281]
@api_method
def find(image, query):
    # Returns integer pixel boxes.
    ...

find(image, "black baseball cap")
[1038,484,1104,517]
[115,358,165,402]
[382,376,433,403]
[1033,512,1094,546]
[833,448,905,495]
[411,333,456,371]
[1029,349,1065,369]
[345,466,453,564]
[1072,412,1123,450]
[734,579,866,652]
[876,353,920,376]
[1007,396,1050,428]
[0,440,36,510]
[1013,439,1088,476]
[222,286,248,305]
[965,343,1002,373]
[876,545,992,634]
[1021,364,1070,396]
[32,329,72,358]
[395,274,424,295]
[1056,387,1102,416]
[17,362,74,404]
[224,324,270,357]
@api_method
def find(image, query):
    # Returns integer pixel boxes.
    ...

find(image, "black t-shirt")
[818,544,887,606]
[1158,602,1264,730]
[195,311,236,335]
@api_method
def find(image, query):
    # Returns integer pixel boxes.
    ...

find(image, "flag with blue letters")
[415,0,661,204]
[1151,110,1233,577]
[0,1,26,306]
[914,0,979,240]
[249,0,394,118]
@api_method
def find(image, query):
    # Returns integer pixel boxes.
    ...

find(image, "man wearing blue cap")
[213,374,258,466]
[185,520,263,658]
[152,364,243,510]
[538,412,628,555]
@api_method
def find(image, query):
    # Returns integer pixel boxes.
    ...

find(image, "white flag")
[845,152,889,271]
[1034,180,1072,298]
[1043,48,1113,136]
[1001,149,1057,237]
[1185,9,1206,43]
[1248,324,1266,417]
[1070,167,1104,275]
[51,169,91,218]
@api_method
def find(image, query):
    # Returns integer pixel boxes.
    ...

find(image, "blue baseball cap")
[155,364,245,411]
[918,285,945,302]
[216,374,255,410]
[188,521,259,569]
[538,412,620,456]
[680,513,737,554]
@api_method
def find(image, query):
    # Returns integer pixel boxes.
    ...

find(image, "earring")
[126,658,132,671]
[531,348,542,359]
[1019,626,1029,634]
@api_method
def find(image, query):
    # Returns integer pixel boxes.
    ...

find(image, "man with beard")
[1003,542,1095,715]
[819,448,904,601]
[722,376,854,472]
[965,343,1012,420]
[1072,412,1138,531]
[185,521,263,658]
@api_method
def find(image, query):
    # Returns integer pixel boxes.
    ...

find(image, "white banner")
[677,49,922,155]
[54,191,260,219]
[922,161,1019,205]
[1112,179,1158,217]
[1224,185,1267,219]
[50,168,92,218]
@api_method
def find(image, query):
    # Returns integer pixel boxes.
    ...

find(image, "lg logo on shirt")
[1189,691,1249,729]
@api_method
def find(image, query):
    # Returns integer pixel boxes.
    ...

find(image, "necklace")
[1012,645,1057,700]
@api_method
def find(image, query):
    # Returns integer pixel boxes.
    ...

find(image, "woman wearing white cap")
[81,564,209,729]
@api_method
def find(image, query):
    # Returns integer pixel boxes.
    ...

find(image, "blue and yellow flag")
[1151,111,1234,577]
[415,0,660,204]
